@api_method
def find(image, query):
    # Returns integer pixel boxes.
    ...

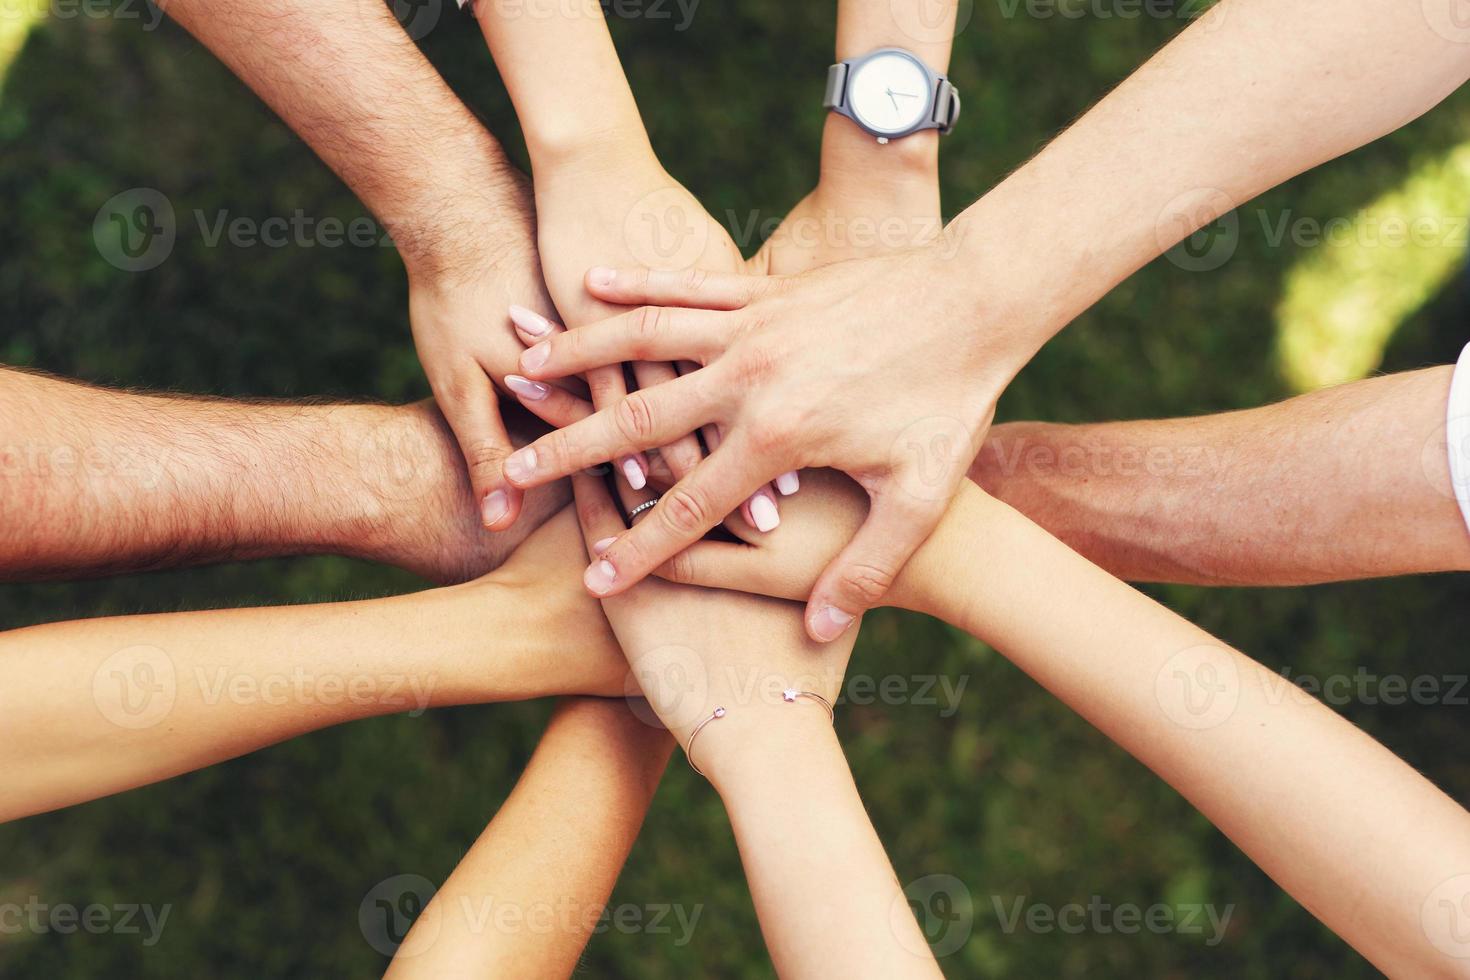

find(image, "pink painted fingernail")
[584,558,617,595]
[749,491,780,533]
[588,267,616,288]
[592,537,617,556]
[809,605,855,642]
[508,304,553,339]
[505,375,549,401]
[481,489,508,527]
[504,448,537,483]
[775,471,800,496]
[520,341,551,374]
[621,457,648,491]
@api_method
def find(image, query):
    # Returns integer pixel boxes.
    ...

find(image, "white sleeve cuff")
[1447,342,1470,536]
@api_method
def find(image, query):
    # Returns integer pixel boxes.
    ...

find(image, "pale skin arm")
[749,0,955,277]
[501,0,1470,636]
[0,509,624,825]
[0,367,566,583]
[569,473,941,979]
[385,697,673,978]
[474,0,736,498]
[657,474,1470,977]
[971,366,1470,585]
[162,0,554,529]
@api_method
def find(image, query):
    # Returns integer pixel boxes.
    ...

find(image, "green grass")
[1,2,1467,977]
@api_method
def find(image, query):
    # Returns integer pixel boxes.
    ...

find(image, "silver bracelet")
[685,690,836,778]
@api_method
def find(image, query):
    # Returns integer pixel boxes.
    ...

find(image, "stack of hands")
[7,0,1470,976]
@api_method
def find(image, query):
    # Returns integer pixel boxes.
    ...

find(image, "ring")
[627,497,660,523]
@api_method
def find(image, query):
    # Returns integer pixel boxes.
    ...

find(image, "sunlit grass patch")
[1275,142,1470,391]
[0,0,46,98]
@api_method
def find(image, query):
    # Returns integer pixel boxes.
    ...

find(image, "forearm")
[0,370,560,582]
[387,697,672,976]
[0,369,396,577]
[474,0,650,165]
[972,366,1470,584]
[164,0,532,281]
[948,0,1470,353]
[907,487,1470,976]
[823,0,957,186]
[701,720,940,979]
[0,511,625,822]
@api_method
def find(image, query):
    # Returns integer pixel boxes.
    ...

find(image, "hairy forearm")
[0,510,624,823]
[164,0,531,278]
[972,367,1470,584]
[949,0,1470,350]
[387,697,672,976]
[906,487,1470,977]
[0,369,564,582]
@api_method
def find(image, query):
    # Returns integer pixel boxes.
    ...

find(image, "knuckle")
[840,562,895,606]
[732,335,779,387]
[743,416,794,460]
[465,439,510,475]
[433,364,484,408]
[586,370,623,406]
[681,267,709,294]
[659,485,711,536]
[630,306,665,357]
[613,391,658,445]
[662,548,696,585]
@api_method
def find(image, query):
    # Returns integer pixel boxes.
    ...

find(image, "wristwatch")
[823,47,960,143]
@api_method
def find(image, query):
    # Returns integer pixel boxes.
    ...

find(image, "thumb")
[804,490,945,642]
[431,365,523,531]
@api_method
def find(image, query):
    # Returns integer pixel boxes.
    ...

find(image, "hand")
[515,149,790,532]
[503,245,1021,642]
[528,144,757,500]
[348,399,570,584]
[567,470,858,758]
[405,170,560,535]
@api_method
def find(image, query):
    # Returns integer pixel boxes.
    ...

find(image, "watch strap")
[932,78,961,135]
[823,63,849,110]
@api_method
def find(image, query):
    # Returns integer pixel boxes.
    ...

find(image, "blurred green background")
[2,1,1468,977]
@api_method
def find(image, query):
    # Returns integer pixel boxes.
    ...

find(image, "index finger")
[582,438,776,598]
[584,266,775,311]
[502,370,720,490]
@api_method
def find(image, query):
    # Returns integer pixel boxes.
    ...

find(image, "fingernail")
[520,342,551,374]
[508,304,552,339]
[592,536,617,556]
[621,457,647,491]
[504,448,537,483]
[588,267,616,288]
[505,375,550,401]
[749,491,780,533]
[809,605,855,642]
[775,471,801,496]
[584,558,617,595]
[481,489,508,527]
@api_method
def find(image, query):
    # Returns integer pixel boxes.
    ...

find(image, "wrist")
[893,482,992,622]
[386,135,537,286]
[819,113,939,187]
[326,402,459,567]
[696,701,843,797]
[528,122,659,180]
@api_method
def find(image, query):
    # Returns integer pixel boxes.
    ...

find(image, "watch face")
[848,51,931,136]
